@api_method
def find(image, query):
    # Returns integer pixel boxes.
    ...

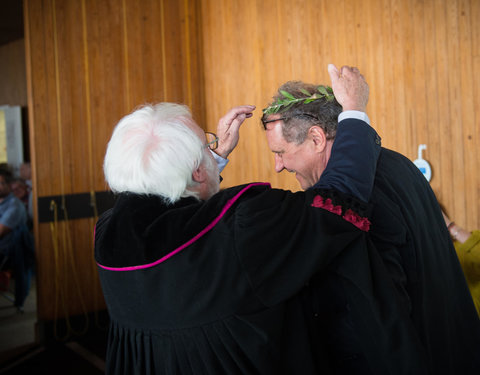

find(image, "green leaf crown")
[263,85,335,115]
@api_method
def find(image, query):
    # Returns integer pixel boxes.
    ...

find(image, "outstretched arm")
[314,64,381,202]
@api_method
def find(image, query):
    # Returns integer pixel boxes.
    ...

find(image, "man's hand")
[328,64,369,112]
[215,105,255,158]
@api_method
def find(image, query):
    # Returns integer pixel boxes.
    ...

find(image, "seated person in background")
[19,162,31,184]
[0,168,32,312]
[11,178,29,209]
[19,162,33,220]
[442,209,480,315]
[10,177,32,229]
[0,170,27,250]
[95,66,381,374]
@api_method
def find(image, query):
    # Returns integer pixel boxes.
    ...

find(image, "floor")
[0,276,37,355]
[0,277,108,374]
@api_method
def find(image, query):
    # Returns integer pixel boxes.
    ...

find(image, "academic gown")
[95,186,372,375]
[310,148,480,374]
[95,119,381,375]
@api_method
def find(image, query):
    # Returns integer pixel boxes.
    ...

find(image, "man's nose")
[274,154,285,173]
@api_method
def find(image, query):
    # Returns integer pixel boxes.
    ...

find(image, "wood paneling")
[201,0,480,232]
[24,0,479,323]
[24,0,203,321]
[0,40,27,106]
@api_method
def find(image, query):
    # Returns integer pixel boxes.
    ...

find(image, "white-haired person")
[95,66,381,374]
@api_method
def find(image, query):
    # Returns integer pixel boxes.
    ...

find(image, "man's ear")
[309,126,327,152]
[192,164,207,183]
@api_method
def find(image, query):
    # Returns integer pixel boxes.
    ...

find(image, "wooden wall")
[24,0,204,321]
[24,0,479,323]
[0,39,27,106]
[201,0,480,232]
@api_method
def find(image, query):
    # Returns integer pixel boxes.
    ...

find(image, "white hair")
[103,103,206,204]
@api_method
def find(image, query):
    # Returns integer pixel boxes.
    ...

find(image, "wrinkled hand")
[328,64,369,112]
[215,105,255,158]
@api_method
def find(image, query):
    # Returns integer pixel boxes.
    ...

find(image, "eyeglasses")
[261,113,320,129]
[205,132,219,150]
[261,117,288,128]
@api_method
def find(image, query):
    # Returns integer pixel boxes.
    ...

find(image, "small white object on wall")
[413,144,432,182]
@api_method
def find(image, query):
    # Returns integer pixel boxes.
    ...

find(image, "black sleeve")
[315,118,381,203]
[234,187,370,306]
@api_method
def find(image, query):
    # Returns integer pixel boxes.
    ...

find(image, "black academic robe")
[95,185,372,375]
[310,148,480,374]
[95,118,381,374]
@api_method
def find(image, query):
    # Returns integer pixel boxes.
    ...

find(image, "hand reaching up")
[328,64,369,112]
[215,105,255,158]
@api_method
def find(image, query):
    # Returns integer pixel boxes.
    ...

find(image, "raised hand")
[328,64,369,112]
[215,105,255,158]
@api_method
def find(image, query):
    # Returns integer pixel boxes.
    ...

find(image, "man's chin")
[296,176,313,191]
[295,176,306,190]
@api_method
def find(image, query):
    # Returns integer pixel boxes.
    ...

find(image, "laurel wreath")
[263,85,335,115]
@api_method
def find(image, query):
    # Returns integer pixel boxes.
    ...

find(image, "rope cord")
[50,200,90,340]
[81,0,107,331]
[50,200,68,341]
[89,191,107,330]
[51,2,89,340]
[62,198,90,336]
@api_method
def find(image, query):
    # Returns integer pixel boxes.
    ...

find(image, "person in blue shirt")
[0,169,26,251]
[0,168,31,312]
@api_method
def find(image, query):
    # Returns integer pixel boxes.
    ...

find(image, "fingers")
[340,66,363,80]
[218,105,255,135]
[328,63,340,82]
[215,105,255,158]
[229,113,246,133]
[220,105,255,124]
[328,64,369,112]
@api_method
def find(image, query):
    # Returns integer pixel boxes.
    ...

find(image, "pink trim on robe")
[97,183,271,271]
